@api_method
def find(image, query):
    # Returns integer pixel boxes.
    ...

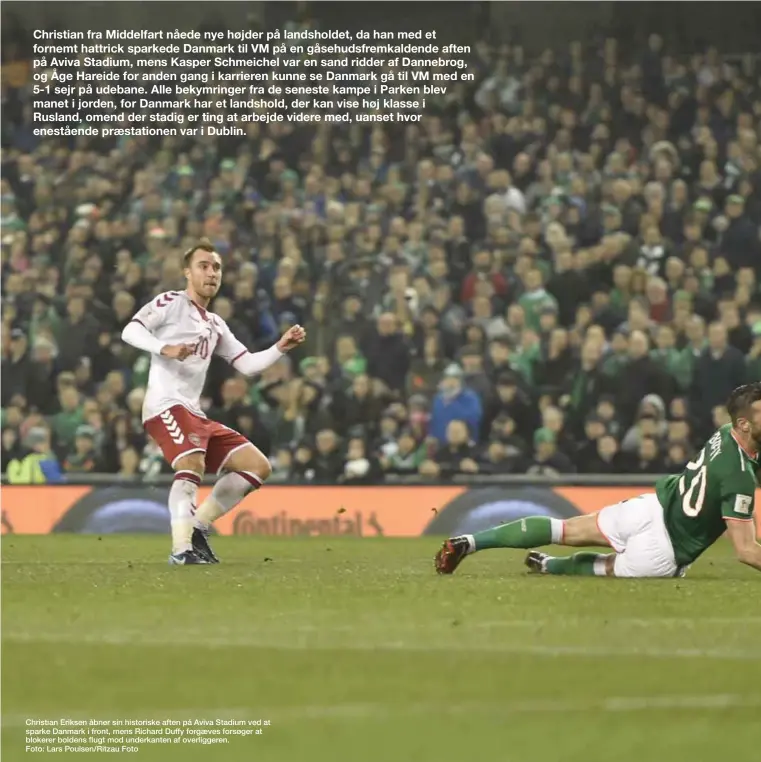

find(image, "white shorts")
[596,493,679,578]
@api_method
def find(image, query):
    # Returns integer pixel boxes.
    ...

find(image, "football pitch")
[2,536,760,762]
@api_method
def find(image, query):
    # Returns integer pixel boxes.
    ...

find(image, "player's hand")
[161,343,196,361]
[277,325,307,353]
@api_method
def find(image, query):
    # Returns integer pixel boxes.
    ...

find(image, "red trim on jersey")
[730,429,758,460]
[192,301,209,321]
[131,318,147,329]
[723,516,753,522]
[230,350,247,365]
[183,292,209,323]
[182,289,211,321]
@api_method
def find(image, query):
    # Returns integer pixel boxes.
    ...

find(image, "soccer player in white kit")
[121,239,306,564]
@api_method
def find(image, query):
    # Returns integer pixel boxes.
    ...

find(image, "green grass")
[2,536,760,762]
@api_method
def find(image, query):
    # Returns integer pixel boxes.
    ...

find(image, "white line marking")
[4,694,761,727]
[4,631,758,660]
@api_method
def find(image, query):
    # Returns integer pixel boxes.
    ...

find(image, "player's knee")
[561,514,605,546]
[175,452,205,475]
[241,449,271,482]
[227,446,271,482]
[256,455,272,482]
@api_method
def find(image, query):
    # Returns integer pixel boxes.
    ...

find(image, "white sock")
[462,534,475,553]
[194,471,262,530]
[593,555,611,576]
[549,518,564,544]
[169,470,201,553]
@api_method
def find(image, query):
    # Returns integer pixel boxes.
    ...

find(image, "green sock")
[472,517,554,551]
[544,552,608,576]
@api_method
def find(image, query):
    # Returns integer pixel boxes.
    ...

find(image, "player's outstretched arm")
[725,518,761,572]
[222,325,307,377]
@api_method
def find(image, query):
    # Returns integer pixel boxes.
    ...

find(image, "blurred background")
[1,0,760,497]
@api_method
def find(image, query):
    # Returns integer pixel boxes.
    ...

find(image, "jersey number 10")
[195,338,210,360]
[678,449,707,517]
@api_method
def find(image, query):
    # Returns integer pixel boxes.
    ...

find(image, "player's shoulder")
[711,426,745,465]
[709,426,757,483]
[138,290,183,312]
[206,309,229,332]
[152,290,184,308]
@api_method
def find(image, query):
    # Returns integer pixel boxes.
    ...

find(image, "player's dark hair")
[182,238,216,268]
[726,382,761,425]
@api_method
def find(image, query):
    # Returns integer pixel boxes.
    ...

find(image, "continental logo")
[232,510,385,536]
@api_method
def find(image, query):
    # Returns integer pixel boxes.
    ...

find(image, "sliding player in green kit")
[435,383,761,578]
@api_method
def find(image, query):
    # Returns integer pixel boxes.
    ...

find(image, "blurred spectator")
[312,428,344,483]
[426,419,479,478]
[364,313,411,394]
[527,428,575,476]
[380,428,426,476]
[62,425,104,474]
[627,436,667,475]
[5,426,63,484]
[429,365,483,445]
[407,332,448,399]
[748,323,761,380]
[341,436,383,484]
[580,434,625,475]
[691,322,747,434]
[1,328,30,406]
[615,330,674,428]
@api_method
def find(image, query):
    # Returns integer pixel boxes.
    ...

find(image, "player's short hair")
[726,382,761,425]
[182,238,217,268]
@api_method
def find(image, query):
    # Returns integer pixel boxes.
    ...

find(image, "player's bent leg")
[533,550,678,578]
[434,513,612,575]
[192,441,272,563]
[525,550,616,576]
[529,494,680,579]
[168,452,210,566]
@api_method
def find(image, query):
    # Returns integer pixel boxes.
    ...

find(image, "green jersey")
[656,425,759,566]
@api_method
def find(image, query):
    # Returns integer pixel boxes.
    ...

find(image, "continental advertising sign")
[2,485,760,537]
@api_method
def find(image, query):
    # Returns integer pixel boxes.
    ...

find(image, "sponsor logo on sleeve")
[734,495,752,515]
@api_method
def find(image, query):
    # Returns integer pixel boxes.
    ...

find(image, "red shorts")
[144,405,251,474]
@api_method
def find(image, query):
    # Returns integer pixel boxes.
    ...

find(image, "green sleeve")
[720,472,756,521]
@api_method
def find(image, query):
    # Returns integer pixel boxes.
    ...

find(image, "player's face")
[745,400,761,450]
[186,252,222,300]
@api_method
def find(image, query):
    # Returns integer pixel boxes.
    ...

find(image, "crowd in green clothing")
[2,32,761,482]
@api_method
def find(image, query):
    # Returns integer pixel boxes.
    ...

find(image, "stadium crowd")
[1,22,760,484]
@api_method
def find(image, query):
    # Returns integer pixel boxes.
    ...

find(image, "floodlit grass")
[2,535,760,761]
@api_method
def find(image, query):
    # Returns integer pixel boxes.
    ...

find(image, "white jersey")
[130,290,248,422]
